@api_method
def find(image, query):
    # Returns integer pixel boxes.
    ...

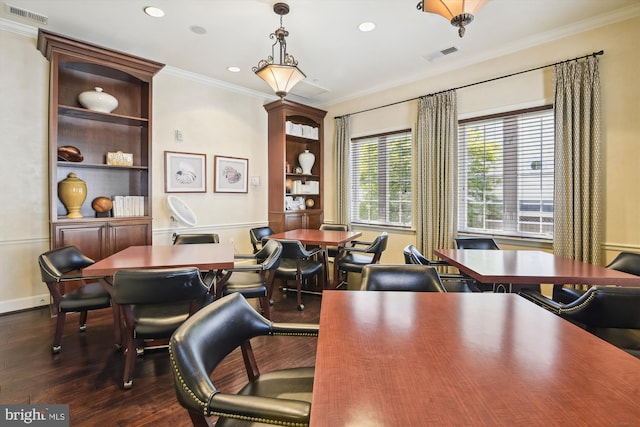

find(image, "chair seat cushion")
[132,302,191,338]
[58,282,111,312]
[275,259,323,280]
[337,253,375,273]
[216,367,314,427]
[222,271,268,298]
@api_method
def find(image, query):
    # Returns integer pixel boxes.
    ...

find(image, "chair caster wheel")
[79,324,87,332]
[51,345,61,354]
[269,299,275,306]
[297,304,305,311]
[136,347,144,357]
[123,380,132,390]
[114,344,122,352]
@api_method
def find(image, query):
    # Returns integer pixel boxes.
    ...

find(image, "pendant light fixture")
[417,0,489,37]
[253,2,305,98]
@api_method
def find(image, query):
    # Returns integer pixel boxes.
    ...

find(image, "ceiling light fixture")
[143,6,165,18]
[358,22,376,32]
[416,0,488,37]
[253,2,305,98]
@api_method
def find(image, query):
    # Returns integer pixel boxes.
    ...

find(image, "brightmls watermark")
[1,405,69,426]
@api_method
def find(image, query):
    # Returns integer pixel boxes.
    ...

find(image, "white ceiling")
[2,0,640,106]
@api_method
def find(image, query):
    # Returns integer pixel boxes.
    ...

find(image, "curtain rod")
[334,50,604,119]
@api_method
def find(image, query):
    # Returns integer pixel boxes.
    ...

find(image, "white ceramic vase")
[78,87,118,113]
[298,150,315,175]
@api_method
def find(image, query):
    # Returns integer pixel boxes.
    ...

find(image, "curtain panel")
[415,91,458,259]
[334,115,351,225]
[553,56,602,264]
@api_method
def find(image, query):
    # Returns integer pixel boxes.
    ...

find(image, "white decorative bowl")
[78,87,118,113]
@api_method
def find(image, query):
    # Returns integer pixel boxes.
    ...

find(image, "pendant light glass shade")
[417,0,489,37]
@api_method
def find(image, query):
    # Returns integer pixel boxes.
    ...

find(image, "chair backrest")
[455,238,500,250]
[250,226,274,253]
[277,239,314,260]
[361,264,446,292]
[173,233,220,245]
[606,252,640,277]
[169,293,275,415]
[319,223,349,232]
[38,246,95,283]
[403,244,429,265]
[365,232,388,264]
[112,267,209,305]
[254,239,283,269]
[559,286,640,330]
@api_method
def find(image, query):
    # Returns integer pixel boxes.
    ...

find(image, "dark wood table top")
[434,249,640,286]
[267,229,362,246]
[311,291,640,426]
[82,244,235,276]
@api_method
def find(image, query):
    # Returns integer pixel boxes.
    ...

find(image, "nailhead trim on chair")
[270,331,319,338]
[558,290,596,314]
[211,411,309,427]
[168,344,211,416]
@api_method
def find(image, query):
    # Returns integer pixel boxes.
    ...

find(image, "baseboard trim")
[0,294,49,315]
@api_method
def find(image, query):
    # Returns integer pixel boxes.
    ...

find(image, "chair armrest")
[234,253,255,260]
[271,322,319,337]
[347,239,373,247]
[211,393,310,425]
[518,289,563,312]
[229,262,263,272]
[304,247,323,258]
[339,246,369,254]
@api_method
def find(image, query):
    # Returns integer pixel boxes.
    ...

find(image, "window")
[457,106,554,239]
[350,129,412,227]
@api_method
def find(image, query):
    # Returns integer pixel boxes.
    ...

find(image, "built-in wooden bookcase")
[38,29,164,261]
[264,99,327,233]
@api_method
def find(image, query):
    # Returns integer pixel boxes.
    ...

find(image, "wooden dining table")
[310,291,640,426]
[434,249,640,292]
[82,243,235,346]
[266,228,362,288]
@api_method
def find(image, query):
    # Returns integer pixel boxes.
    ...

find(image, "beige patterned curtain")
[415,91,458,259]
[553,55,602,264]
[334,115,351,225]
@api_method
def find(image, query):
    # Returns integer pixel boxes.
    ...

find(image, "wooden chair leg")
[79,310,88,331]
[52,311,66,354]
[123,335,140,389]
[259,296,271,319]
[296,274,304,311]
[188,411,210,427]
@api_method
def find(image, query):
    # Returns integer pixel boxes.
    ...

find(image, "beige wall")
[323,16,640,265]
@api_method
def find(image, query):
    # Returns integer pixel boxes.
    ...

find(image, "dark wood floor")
[0,290,321,426]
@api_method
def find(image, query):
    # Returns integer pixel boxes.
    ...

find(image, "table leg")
[99,277,122,351]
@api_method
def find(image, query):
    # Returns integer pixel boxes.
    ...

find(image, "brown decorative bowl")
[92,196,113,213]
[57,146,83,162]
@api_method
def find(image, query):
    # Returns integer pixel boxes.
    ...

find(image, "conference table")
[82,243,235,346]
[434,249,640,292]
[310,291,640,426]
[266,228,362,288]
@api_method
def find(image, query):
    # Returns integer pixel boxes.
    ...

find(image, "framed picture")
[164,151,207,193]
[214,155,248,193]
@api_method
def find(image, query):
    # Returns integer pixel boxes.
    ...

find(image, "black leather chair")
[319,223,349,259]
[38,246,111,354]
[112,267,210,389]
[172,233,220,245]
[169,293,318,427]
[403,244,479,292]
[361,264,446,292]
[519,286,640,359]
[554,252,640,303]
[334,232,388,289]
[455,237,500,250]
[215,239,283,319]
[173,233,221,286]
[249,226,274,253]
[273,239,324,311]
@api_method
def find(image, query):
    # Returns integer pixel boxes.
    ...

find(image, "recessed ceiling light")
[189,25,207,35]
[143,6,165,18]
[358,22,376,32]
[227,66,241,73]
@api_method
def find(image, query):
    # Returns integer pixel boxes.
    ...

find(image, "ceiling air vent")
[6,4,48,25]
[423,46,458,62]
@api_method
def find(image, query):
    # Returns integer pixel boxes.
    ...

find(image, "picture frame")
[164,151,207,193]
[214,155,248,193]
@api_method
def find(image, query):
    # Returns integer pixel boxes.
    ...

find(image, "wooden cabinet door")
[284,213,305,231]
[108,220,151,255]
[52,222,108,261]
